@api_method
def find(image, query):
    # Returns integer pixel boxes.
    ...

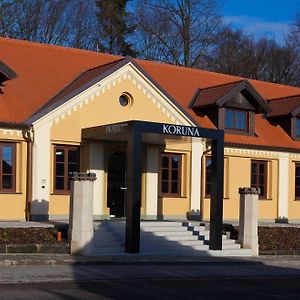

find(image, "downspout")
[23,126,34,221]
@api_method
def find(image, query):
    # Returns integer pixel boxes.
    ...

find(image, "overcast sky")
[219,0,300,44]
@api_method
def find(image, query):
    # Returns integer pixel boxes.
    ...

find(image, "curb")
[260,250,300,255]
[0,244,69,254]
[0,255,261,266]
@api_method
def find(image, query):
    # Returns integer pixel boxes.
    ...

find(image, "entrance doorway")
[107,151,127,218]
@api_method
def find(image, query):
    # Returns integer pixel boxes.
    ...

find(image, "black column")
[125,127,142,253]
[209,134,224,250]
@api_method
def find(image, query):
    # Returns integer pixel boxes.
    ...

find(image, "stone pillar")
[277,153,289,223]
[238,187,259,255]
[145,146,159,219]
[69,172,96,255]
[89,143,105,219]
[189,140,203,220]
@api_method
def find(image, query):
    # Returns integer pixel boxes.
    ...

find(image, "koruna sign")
[104,122,201,138]
[162,124,200,137]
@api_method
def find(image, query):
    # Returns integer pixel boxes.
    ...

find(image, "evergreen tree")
[95,0,137,56]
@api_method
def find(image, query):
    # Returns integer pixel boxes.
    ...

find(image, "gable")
[192,80,271,114]
[50,76,183,142]
[226,92,255,110]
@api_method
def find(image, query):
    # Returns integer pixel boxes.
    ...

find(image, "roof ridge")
[135,58,244,81]
[199,80,244,91]
[268,94,300,102]
[0,37,121,59]
[84,57,126,72]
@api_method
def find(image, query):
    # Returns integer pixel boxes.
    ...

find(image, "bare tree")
[0,0,16,36]
[0,0,99,50]
[205,27,265,78]
[134,0,221,67]
[206,27,299,86]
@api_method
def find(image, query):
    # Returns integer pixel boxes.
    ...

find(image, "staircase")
[91,221,253,256]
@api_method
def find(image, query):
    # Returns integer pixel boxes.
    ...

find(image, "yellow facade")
[49,77,186,219]
[1,66,300,222]
[202,149,280,221]
[0,130,27,220]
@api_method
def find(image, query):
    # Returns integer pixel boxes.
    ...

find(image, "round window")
[119,93,132,107]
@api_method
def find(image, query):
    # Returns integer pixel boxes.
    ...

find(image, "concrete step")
[197,234,228,240]
[141,222,183,227]
[188,226,210,233]
[141,226,189,232]
[199,242,241,249]
[140,231,198,236]
[140,235,200,241]
[206,248,252,256]
[140,245,209,253]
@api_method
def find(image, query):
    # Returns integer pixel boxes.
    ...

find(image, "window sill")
[159,195,187,199]
[0,192,21,195]
[224,129,256,136]
[51,192,70,196]
[204,196,229,200]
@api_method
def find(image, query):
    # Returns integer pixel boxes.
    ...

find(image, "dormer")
[267,95,300,140]
[0,60,17,93]
[190,80,271,135]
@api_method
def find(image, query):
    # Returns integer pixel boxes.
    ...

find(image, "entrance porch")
[82,120,224,252]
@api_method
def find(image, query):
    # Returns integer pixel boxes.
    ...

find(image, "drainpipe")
[23,126,34,221]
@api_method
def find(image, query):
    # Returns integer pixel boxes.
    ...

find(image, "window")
[0,143,15,192]
[225,109,248,131]
[251,160,267,199]
[160,153,181,196]
[296,119,300,137]
[205,157,212,197]
[295,164,300,199]
[54,145,80,193]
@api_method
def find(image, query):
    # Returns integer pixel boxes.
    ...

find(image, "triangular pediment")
[27,57,196,128]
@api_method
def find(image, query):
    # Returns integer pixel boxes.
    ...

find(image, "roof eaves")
[244,81,272,113]
[187,88,201,108]
[291,104,300,117]
[25,57,129,124]
[0,60,18,81]
[216,80,247,107]
[216,79,271,113]
[130,59,199,126]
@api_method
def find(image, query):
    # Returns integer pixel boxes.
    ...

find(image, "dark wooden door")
[107,151,126,218]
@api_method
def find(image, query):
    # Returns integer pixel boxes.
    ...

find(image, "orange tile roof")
[192,81,243,108]
[0,37,120,123]
[1,37,300,151]
[268,95,300,117]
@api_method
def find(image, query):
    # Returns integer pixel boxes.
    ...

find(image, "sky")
[219,0,300,44]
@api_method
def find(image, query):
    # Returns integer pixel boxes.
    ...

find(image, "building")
[1,37,300,222]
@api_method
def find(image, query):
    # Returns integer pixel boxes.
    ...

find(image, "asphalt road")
[0,256,299,299]
[0,277,299,300]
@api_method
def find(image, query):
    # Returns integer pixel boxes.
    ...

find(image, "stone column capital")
[239,187,260,195]
[69,172,97,182]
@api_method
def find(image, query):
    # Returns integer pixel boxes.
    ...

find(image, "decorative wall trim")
[33,63,196,129]
[0,129,22,137]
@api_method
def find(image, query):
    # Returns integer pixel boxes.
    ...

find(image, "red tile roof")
[0,37,120,123]
[192,81,244,108]
[268,95,300,117]
[2,37,300,151]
